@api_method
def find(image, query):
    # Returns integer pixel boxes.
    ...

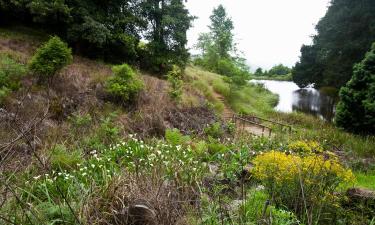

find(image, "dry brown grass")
[83,172,198,225]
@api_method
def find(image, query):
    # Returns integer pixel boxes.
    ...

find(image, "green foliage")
[165,128,190,146]
[254,67,263,76]
[207,138,227,156]
[253,150,354,223]
[268,64,291,76]
[226,120,236,135]
[0,0,192,65]
[29,36,72,80]
[208,5,234,59]
[293,0,375,88]
[28,0,72,25]
[0,54,27,103]
[140,0,194,73]
[204,122,224,138]
[335,43,375,135]
[105,64,143,104]
[50,145,83,171]
[194,5,250,87]
[167,65,183,102]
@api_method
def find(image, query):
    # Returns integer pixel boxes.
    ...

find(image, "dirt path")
[212,92,271,137]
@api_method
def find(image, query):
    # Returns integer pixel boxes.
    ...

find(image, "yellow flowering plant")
[288,140,324,155]
[252,150,355,223]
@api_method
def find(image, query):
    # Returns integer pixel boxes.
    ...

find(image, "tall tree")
[209,4,234,59]
[140,0,194,72]
[335,43,375,135]
[292,0,375,88]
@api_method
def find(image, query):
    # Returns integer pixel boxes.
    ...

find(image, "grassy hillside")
[1,27,374,225]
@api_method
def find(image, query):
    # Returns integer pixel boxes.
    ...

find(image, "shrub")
[204,122,224,138]
[167,65,183,102]
[288,140,323,155]
[165,128,190,146]
[0,54,27,103]
[29,36,72,80]
[253,150,354,223]
[105,64,143,104]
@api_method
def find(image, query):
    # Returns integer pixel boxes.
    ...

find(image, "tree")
[254,68,263,76]
[293,45,324,88]
[29,36,72,81]
[292,0,375,88]
[269,64,291,76]
[140,0,194,72]
[335,43,375,135]
[209,4,234,59]
[1,0,146,61]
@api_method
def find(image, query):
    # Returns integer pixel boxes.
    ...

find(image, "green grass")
[250,73,292,81]
[354,171,375,190]
[0,25,47,42]
[228,84,279,116]
[185,66,226,113]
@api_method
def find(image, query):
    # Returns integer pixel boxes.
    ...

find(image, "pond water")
[250,80,338,122]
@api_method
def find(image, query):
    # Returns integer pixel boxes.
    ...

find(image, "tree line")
[292,0,375,89]
[292,0,375,135]
[0,0,194,73]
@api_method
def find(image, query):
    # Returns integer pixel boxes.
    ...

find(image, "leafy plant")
[105,63,143,104]
[29,36,72,80]
[204,122,224,138]
[167,65,183,102]
[253,150,355,223]
[0,54,27,103]
[335,42,375,135]
[165,128,190,146]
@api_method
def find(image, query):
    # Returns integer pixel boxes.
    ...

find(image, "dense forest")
[0,0,194,72]
[292,0,375,88]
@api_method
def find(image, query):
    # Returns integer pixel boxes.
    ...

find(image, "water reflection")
[250,80,338,121]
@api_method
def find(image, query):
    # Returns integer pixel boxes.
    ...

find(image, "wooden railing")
[240,114,292,133]
[224,114,292,137]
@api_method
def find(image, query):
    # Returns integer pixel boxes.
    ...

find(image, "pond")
[250,80,339,122]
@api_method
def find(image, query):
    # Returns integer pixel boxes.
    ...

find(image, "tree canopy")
[335,43,375,135]
[292,0,375,88]
[268,64,291,76]
[193,4,250,86]
[0,0,194,72]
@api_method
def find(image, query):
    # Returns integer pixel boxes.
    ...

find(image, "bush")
[0,54,27,103]
[253,150,354,223]
[165,128,190,146]
[204,122,224,138]
[288,140,323,155]
[167,65,183,102]
[335,42,375,135]
[29,36,72,80]
[105,64,143,104]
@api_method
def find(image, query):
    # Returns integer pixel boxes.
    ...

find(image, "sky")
[185,0,331,70]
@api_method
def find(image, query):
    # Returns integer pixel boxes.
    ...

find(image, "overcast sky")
[185,0,331,70]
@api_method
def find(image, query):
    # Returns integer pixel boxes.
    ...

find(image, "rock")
[117,199,157,225]
[347,188,375,202]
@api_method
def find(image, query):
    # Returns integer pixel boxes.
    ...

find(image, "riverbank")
[187,66,375,161]
[250,73,292,81]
